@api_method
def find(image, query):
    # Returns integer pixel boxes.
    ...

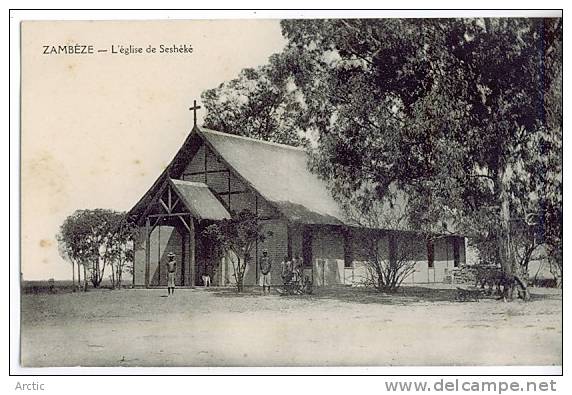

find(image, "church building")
[128,123,467,288]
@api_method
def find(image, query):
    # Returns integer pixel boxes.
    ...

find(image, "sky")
[21,20,287,280]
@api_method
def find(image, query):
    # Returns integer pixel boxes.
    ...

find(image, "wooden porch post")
[189,216,196,288]
[145,217,151,288]
[181,230,186,287]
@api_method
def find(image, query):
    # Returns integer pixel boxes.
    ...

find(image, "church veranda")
[133,175,232,288]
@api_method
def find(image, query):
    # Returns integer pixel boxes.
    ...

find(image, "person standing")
[166,252,177,296]
[259,249,272,295]
[292,255,303,284]
[281,255,292,284]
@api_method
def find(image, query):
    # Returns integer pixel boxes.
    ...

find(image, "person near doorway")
[259,249,272,295]
[167,252,176,295]
[281,255,292,284]
[292,255,303,284]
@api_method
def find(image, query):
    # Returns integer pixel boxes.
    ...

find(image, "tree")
[57,237,78,291]
[58,210,95,291]
[364,233,419,292]
[100,212,136,289]
[58,209,134,289]
[278,18,562,300]
[201,52,309,147]
[113,215,135,289]
[202,209,272,292]
[544,198,562,288]
[344,196,420,292]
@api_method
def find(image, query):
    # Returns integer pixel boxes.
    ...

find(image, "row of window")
[341,232,461,269]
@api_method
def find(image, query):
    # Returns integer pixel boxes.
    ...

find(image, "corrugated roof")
[169,179,231,221]
[198,128,348,225]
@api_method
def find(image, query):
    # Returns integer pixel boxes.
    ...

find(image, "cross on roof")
[189,100,202,126]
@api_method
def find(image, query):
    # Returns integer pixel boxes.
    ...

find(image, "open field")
[20,285,562,367]
[22,280,115,294]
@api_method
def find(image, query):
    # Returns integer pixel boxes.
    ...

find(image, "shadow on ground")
[207,284,560,305]
[209,285,460,305]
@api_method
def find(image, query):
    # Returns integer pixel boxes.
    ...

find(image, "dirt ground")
[20,284,562,367]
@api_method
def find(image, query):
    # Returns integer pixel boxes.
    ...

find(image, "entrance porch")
[132,178,231,288]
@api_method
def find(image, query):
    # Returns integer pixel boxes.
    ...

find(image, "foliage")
[362,232,419,293]
[202,210,272,292]
[278,18,562,298]
[57,236,79,291]
[201,52,309,147]
[57,209,135,289]
[102,213,136,289]
[200,18,562,298]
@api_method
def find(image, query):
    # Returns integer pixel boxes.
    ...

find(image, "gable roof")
[169,179,231,221]
[128,126,464,235]
[198,128,347,225]
[129,126,348,225]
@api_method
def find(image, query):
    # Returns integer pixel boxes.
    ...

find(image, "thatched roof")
[128,126,463,235]
[129,126,347,225]
[170,179,231,221]
[199,128,347,225]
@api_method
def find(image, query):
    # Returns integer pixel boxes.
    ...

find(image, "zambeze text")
[43,45,94,55]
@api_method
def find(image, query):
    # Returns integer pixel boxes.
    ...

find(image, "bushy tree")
[58,210,98,291]
[58,209,134,289]
[201,18,562,298]
[202,210,272,292]
[101,212,136,289]
[57,234,80,291]
[278,18,562,299]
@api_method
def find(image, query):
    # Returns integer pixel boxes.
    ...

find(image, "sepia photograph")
[16,12,562,371]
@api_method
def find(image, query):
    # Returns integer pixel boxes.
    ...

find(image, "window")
[344,230,353,268]
[427,240,435,268]
[453,238,460,268]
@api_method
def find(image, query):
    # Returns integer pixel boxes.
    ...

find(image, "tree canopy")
[201,18,562,293]
[201,52,309,146]
[202,209,272,292]
[58,209,135,289]
[285,19,561,288]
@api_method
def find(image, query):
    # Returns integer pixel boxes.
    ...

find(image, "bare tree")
[342,190,422,292]
[360,232,418,292]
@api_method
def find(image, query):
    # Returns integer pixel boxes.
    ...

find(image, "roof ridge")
[197,126,307,152]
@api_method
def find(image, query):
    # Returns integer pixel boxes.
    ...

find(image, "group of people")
[280,254,313,295]
[162,249,310,296]
[259,251,307,295]
[280,255,304,285]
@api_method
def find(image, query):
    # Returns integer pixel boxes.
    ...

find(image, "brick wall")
[325,229,466,286]
[312,225,345,259]
[133,227,146,286]
[184,145,206,174]
[243,219,289,286]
